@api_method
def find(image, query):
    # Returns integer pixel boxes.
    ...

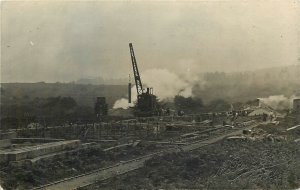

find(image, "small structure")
[293,99,300,113]
[94,97,108,117]
[248,108,274,117]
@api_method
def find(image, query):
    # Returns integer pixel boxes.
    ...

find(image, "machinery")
[129,43,158,116]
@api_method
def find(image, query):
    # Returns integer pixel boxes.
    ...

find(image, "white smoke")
[142,68,195,99]
[259,95,299,110]
[113,86,137,109]
[112,98,133,109]
[113,68,200,109]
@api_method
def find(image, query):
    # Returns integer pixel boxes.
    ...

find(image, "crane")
[129,43,143,95]
[128,43,158,116]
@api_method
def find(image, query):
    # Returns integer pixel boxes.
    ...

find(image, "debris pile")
[93,140,300,190]
[239,128,288,142]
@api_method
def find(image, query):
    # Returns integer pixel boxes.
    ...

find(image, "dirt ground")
[84,116,300,190]
[87,140,299,190]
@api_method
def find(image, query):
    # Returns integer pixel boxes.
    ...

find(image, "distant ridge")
[75,77,127,85]
[1,83,127,108]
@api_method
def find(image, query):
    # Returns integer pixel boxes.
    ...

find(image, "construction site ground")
[0,114,299,190]
[90,139,299,190]
[29,121,259,190]
[83,142,299,188]
[83,115,300,190]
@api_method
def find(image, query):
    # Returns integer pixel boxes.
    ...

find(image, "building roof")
[248,108,274,116]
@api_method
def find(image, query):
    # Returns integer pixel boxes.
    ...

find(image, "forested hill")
[0,82,127,108]
[192,65,300,103]
[1,65,300,108]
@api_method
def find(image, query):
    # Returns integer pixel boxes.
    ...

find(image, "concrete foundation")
[0,140,80,163]
[0,139,11,148]
[0,131,17,139]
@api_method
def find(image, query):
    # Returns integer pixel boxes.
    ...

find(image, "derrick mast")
[129,43,143,95]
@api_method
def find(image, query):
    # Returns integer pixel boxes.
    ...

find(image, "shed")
[248,108,274,116]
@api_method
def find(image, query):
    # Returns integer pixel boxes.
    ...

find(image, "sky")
[1,0,299,83]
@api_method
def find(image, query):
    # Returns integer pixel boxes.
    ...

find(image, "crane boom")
[129,43,143,95]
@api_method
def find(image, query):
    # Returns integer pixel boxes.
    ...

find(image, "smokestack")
[128,83,131,103]
[128,74,131,103]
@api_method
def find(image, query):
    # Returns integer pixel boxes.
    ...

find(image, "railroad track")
[31,120,260,190]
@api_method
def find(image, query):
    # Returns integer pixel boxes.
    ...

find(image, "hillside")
[193,65,300,103]
[0,83,127,108]
[1,65,300,108]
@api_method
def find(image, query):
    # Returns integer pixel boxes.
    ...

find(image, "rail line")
[31,120,260,190]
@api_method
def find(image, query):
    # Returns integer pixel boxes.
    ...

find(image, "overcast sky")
[1,0,299,83]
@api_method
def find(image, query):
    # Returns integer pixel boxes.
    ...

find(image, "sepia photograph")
[0,0,300,189]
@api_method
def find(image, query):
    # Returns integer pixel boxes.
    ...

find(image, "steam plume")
[259,95,299,110]
[113,68,199,109]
